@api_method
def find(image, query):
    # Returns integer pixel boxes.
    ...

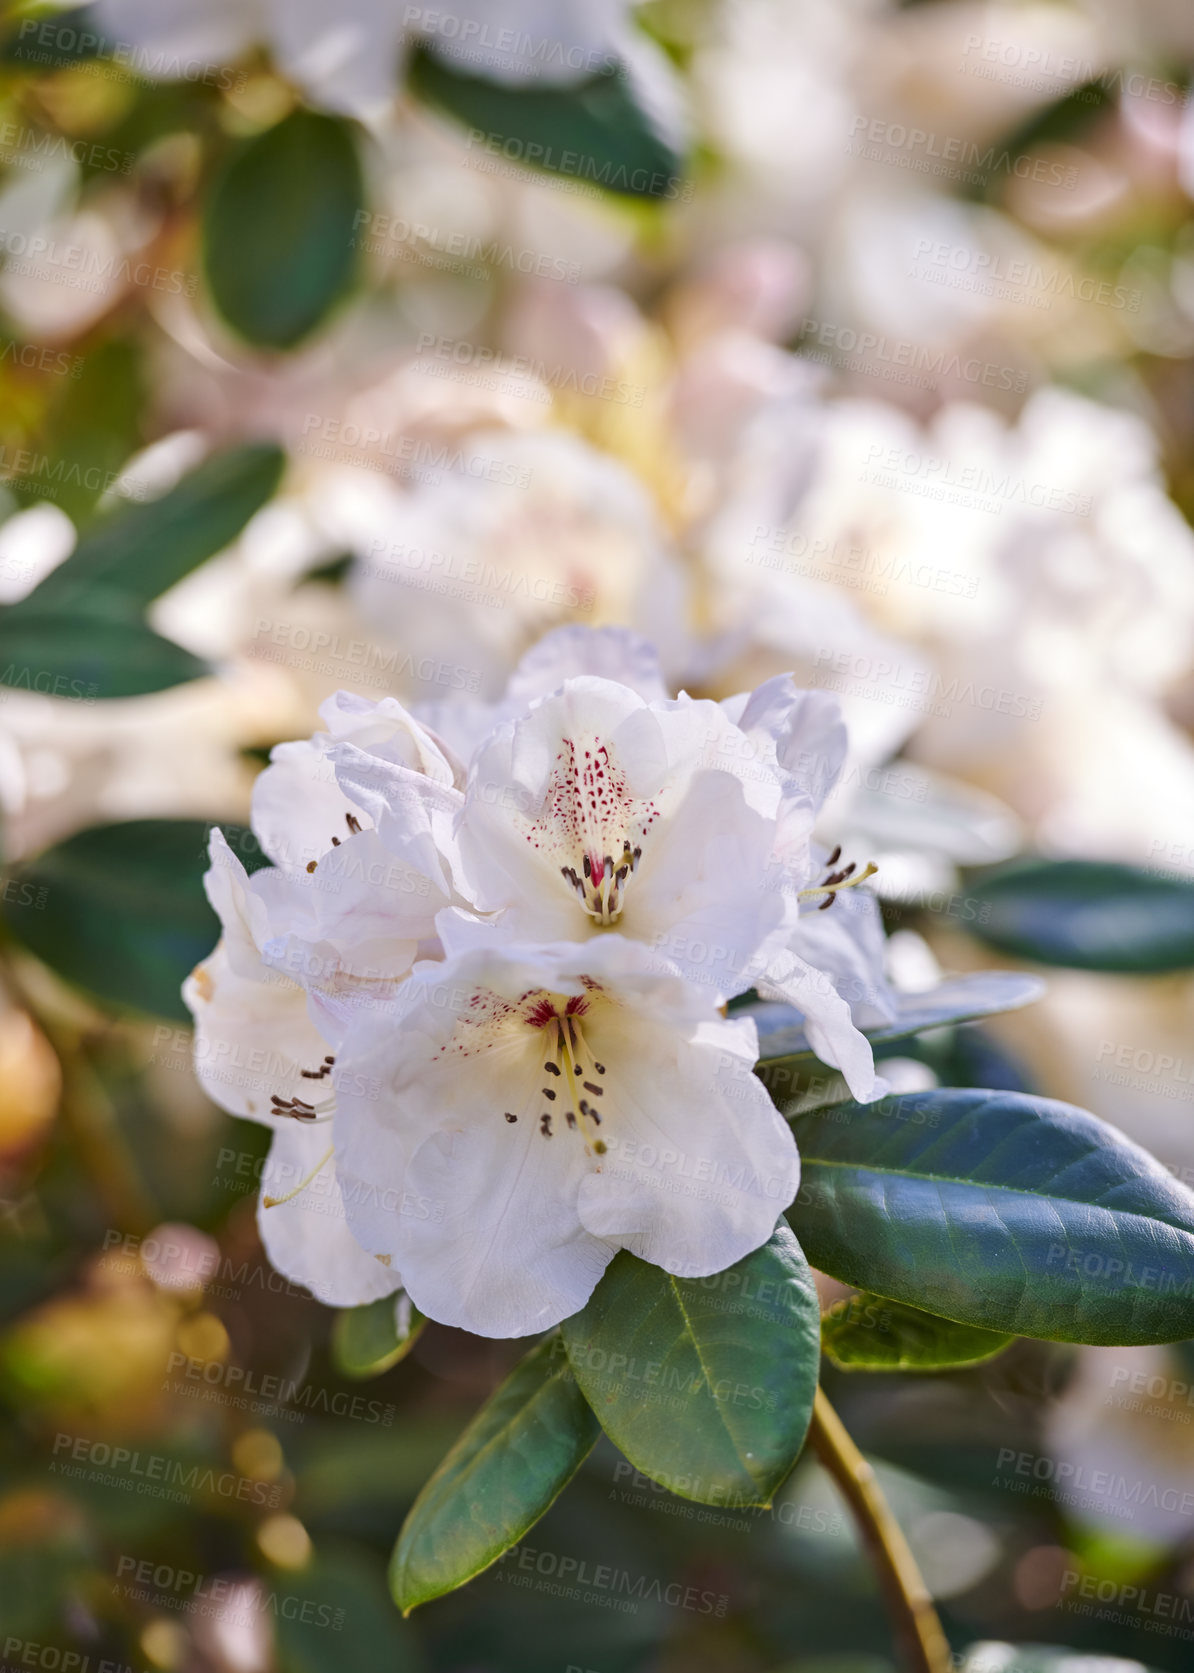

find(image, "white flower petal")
[576,1010,798,1274]
[251,692,459,871]
[257,1123,403,1307]
[757,946,882,1102]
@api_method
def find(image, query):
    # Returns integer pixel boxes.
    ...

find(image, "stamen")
[345,813,362,834]
[504,1112,518,1123]
[263,1144,333,1208]
[798,859,879,912]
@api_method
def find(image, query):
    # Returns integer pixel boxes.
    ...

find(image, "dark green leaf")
[791,1089,1194,1344]
[965,858,1194,972]
[0,612,207,699]
[23,443,285,616]
[332,1293,424,1380]
[204,110,364,349]
[821,1291,1013,1371]
[408,46,684,201]
[1,819,255,1020]
[390,1333,598,1613]
[560,1225,820,1507]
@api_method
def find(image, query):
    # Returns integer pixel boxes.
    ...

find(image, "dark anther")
[504,1112,518,1123]
[826,844,842,868]
[345,812,362,834]
[542,1087,557,1101]
[583,1082,603,1096]
[544,1061,561,1076]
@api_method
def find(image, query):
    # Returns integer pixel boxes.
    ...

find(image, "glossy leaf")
[332,1293,425,1380]
[791,1089,1194,1344]
[1,819,256,1020]
[0,612,207,700]
[408,46,684,200]
[390,1333,598,1613]
[24,443,285,615]
[204,110,364,348]
[560,1225,820,1507]
[965,858,1194,972]
[821,1291,1013,1371]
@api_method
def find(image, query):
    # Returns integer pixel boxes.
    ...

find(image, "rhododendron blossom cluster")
[186,628,893,1336]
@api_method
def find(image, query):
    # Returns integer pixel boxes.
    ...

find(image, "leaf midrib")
[803,1154,1194,1236]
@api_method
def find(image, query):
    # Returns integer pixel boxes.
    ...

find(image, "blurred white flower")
[92,0,672,122]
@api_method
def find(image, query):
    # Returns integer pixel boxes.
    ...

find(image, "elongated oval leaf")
[1,819,256,1020]
[750,971,1045,1084]
[560,1225,820,1508]
[966,858,1194,972]
[821,1291,1013,1372]
[390,1333,598,1614]
[0,613,208,699]
[332,1293,424,1380]
[408,46,684,200]
[22,443,285,615]
[204,111,363,349]
[791,1089,1194,1344]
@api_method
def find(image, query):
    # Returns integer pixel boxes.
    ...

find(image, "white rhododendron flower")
[185,627,891,1331]
[333,936,800,1337]
[183,692,465,1304]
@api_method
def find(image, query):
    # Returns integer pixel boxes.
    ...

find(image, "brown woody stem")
[807,1386,951,1673]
